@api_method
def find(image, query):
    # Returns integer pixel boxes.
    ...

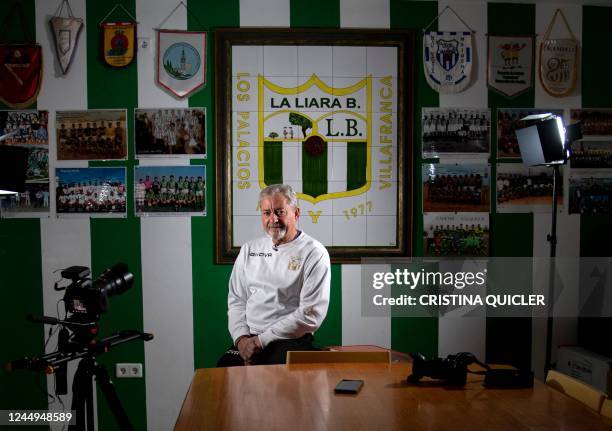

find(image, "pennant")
[156,30,206,99]
[487,35,534,98]
[0,44,43,108]
[539,10,578,97]
[100,22,136,68]
[423,31,473,94]
[50,17,83,74]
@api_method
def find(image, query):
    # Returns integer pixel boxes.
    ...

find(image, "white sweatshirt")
[227,231,331,348]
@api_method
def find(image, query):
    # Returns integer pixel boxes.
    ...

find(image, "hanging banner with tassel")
[0,1,42,108]
[99,4,137,68]
[50,0,83,74]
[539,9,578,97]
[422,6,474,94]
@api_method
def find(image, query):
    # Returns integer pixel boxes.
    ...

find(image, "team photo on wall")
[134,108,206,157]
[56,110,128,160]
[134,165,206,216]
[55,167,127,215]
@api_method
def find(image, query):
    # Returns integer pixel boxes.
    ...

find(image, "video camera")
[59,263,133,322]
[408,352,481,387]
[6,263,152,431]
[408,352,534,388]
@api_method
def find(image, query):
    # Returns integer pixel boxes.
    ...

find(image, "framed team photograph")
[134,108,206,157]
[56,109,128,160]
[496,164,562,213]
[422,107,490,158]
[0,183,50,215]
[215,28,415,263]
[570,140,612,169]
[423,212,489,257]
[0,110,50,216]
[570,109,612,136]
[569,174,612,215]
[56,167,127,216]
[497,108,563,158]
[134,165,206,216]
[422,163,490,212]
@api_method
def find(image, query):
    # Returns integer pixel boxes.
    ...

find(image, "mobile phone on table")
[334,379,364,394]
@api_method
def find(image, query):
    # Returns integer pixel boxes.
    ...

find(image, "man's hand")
[236,335,262,364]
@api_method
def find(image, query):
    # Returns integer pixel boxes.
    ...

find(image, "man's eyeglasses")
[262,209,289,217]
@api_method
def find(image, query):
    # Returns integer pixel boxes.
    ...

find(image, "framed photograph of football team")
[422,107,490,158]
[56,109,128,160]
[134,165,206,216]
[497,108,563,158]
[215,29,415,263]
[570,109,612,136]
[569,173,612,215]
[423,212,489,257]
[422,163,490,213]
[570,140,612,169]
[56,167,127,217]
[496,164,562,213]
[0,110,50,217]
[134,108,206,157]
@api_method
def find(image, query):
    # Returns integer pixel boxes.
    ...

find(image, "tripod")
[70,355,132,431]
[7,325,152,431]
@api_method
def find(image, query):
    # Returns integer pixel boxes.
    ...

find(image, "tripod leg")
[69,358,95,431]
[94,364,134,431]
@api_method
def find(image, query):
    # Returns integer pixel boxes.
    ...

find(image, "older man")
[218,184,331,366]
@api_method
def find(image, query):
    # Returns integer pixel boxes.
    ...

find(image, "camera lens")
[93,263,134,298]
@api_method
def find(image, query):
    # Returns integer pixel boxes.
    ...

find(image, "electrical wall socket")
[116,363,143,378]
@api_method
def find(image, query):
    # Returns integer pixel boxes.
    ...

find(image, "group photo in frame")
[569,140,612,169]
[214,28,414,263]
[422,107,490,158]
[422,163,490,213]
[496,164,562,213]
[569,173,612,215]
[570,109,612,136]
[0,110,50,215]
[56,109,128,161]
[134,165,206,216]
[135,108,206,157]
[56,167,127,216]
[423,212,490,257]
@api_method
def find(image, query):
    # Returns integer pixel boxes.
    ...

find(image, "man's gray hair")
[259,184,298,208]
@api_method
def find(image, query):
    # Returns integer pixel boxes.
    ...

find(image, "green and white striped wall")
[1,1,611,430]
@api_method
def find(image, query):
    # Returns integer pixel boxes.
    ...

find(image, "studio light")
[515,113,568,166]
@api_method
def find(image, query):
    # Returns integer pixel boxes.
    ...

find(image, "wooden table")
[174,363,612,431]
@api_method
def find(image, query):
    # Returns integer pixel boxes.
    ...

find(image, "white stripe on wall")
[339,0,392,348]
[437,1,487,359]
[39,218,92,431]
[135,2,193,431]
[136,0,188,108]
[341,265,391,348]
[140,217,194,431]
[340,0,390,29]
[35,0,91,428]
[240,0,290,27]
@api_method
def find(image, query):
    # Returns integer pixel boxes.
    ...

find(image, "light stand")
[544,164,561,374]
[515,114,578,376]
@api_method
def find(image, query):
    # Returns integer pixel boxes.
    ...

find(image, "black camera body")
[408,352,475,387]
[60,263,133,324]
